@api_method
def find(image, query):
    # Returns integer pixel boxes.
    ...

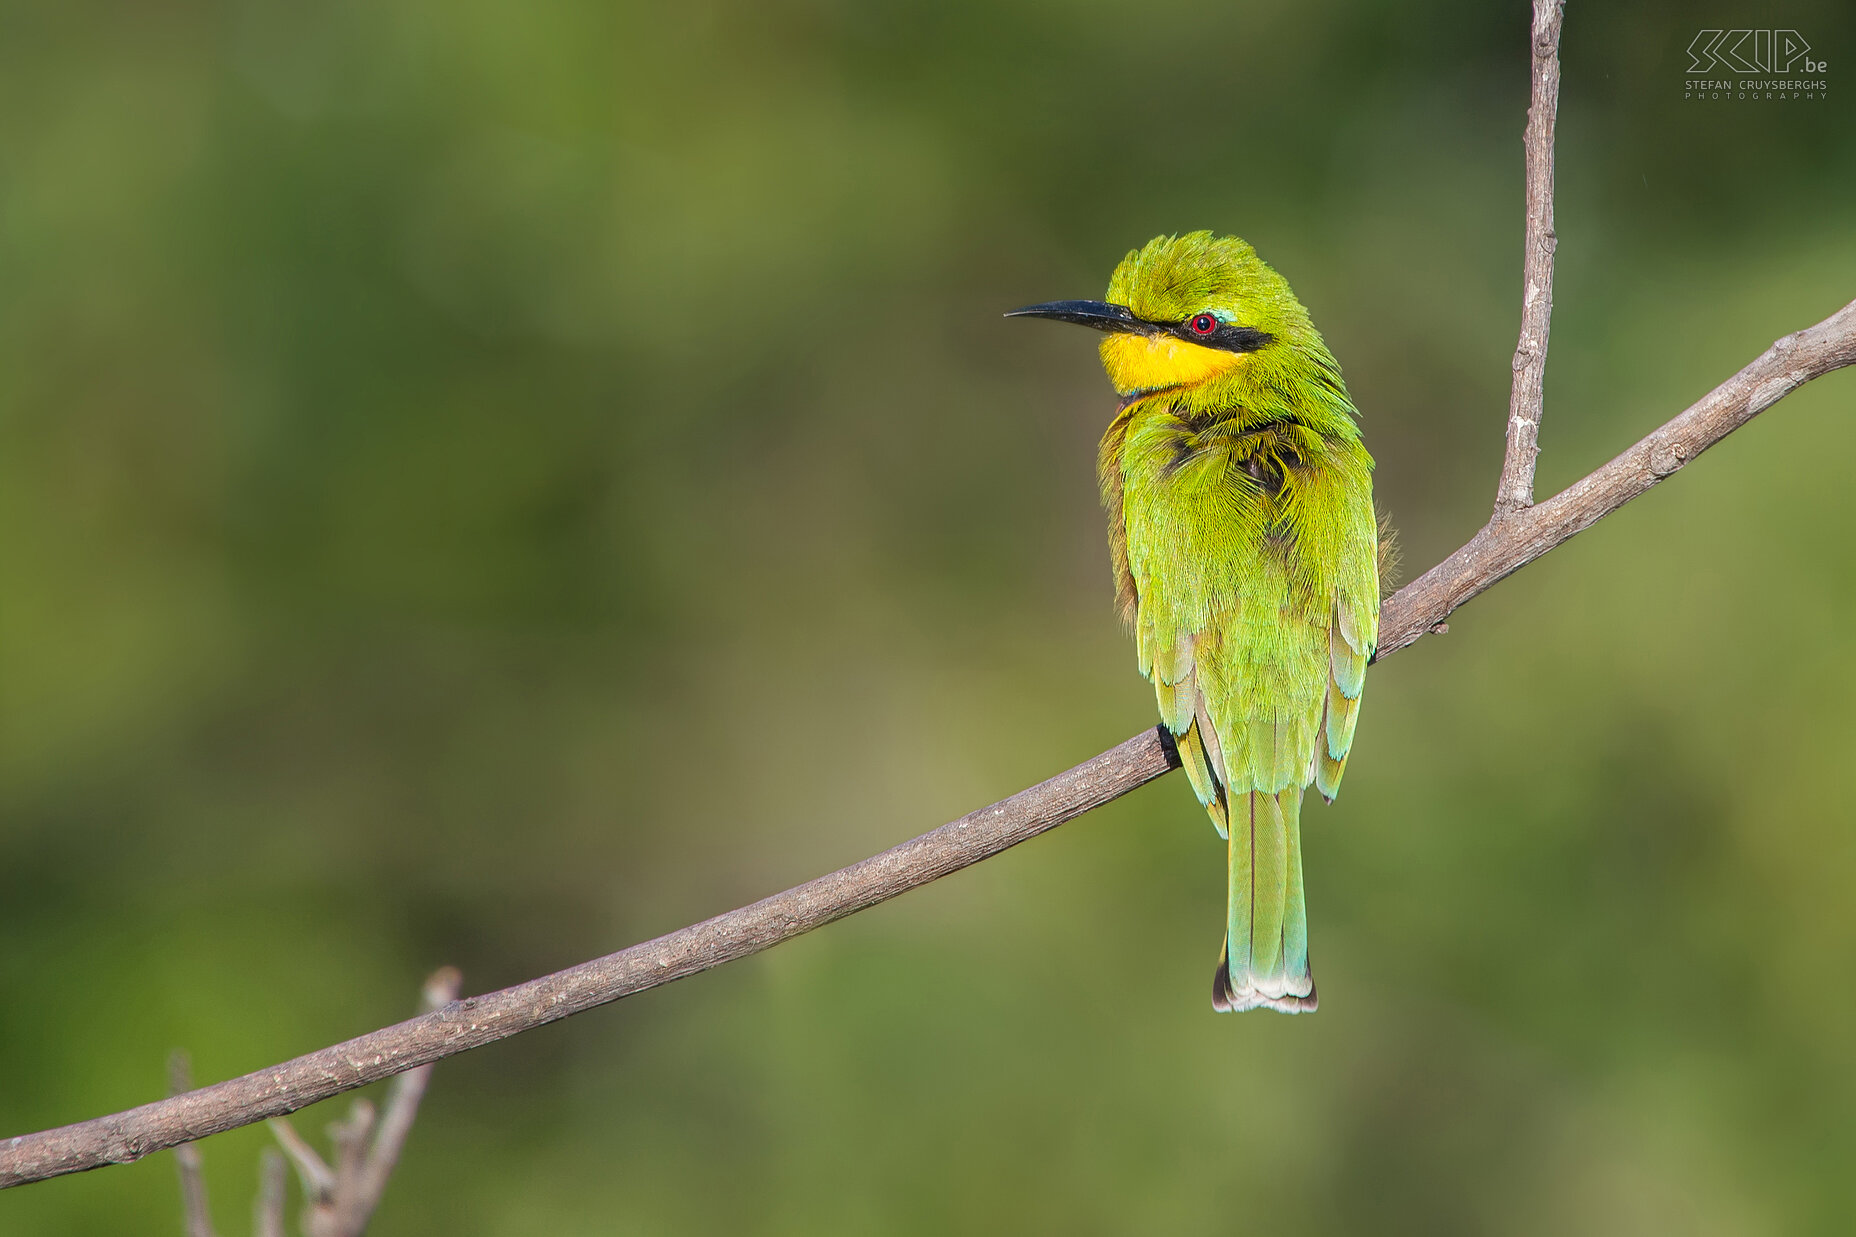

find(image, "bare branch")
[168,1052,219,1237]
[166,975,451,1234]
[0,731,1179,1189]
[1495,0,1565,515]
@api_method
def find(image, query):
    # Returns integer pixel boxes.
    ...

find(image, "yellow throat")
[1099,331,1248,397]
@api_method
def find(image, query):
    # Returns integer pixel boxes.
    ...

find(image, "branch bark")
[0,730,1179,1189]
[168,970,459,1237]
[4,3,1856,1197]
[1495,0,1565,515]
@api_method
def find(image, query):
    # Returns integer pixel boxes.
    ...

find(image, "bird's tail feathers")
[1212,787,1316,1014]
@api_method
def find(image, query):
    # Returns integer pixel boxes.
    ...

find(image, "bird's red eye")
[1189,313,1218,336]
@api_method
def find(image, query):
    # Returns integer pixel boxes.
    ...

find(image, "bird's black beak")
[1004,300,1163,336]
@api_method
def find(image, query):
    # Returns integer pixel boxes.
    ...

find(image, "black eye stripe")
[1168,317,1275,354]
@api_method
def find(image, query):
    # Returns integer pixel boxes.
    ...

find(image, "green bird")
[1011,232,1377,1013]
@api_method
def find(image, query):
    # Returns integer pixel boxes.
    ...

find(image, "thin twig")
[254,1151,287,1237]
[268,1117,335,1205]
[168,1052,219,1237]
[1495,0,1565,515]
[300,1103,376,1237]
[332,1105,375,1194]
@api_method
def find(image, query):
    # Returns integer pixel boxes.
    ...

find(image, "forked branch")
[161,970,461,1237]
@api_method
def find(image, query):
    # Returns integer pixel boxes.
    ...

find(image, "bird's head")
[1009,231,1324,407]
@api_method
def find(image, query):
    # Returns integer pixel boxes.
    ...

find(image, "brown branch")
[1495,0,1565,515]
[4,6,1856,1197]
[0,732,1178,1190]
[167,971,457,1237]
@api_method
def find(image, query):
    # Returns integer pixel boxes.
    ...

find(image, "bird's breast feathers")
[1109,400,1368,629]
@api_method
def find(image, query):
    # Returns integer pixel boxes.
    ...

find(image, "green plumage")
[1029,232,1377,1013]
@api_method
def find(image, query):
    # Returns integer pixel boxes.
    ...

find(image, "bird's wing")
[1312,472,1380,800]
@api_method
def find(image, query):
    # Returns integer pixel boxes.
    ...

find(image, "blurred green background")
[3,0,1854,1232]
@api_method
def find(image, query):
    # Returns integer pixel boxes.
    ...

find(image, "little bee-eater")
[1011,232,1377,1013]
